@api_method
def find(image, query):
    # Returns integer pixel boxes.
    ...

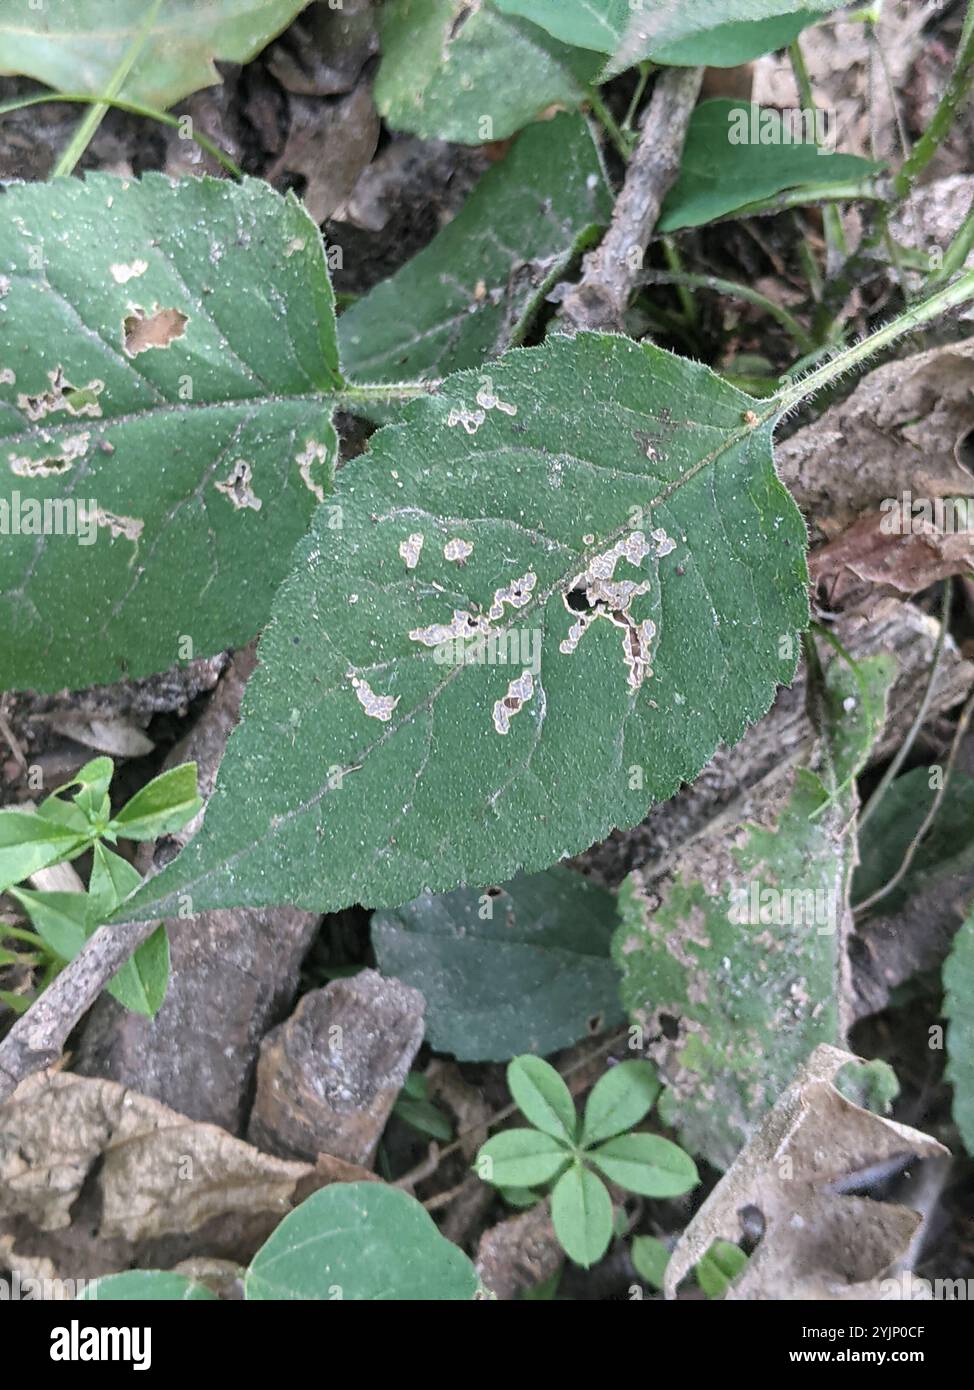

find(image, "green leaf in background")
[614,652,894,1168]
[115,333,808,923]
[657,101,880,233]
[339,113,611,386]
[0,174,343,691]
[944,910,974,1155]
[588,1132,698,1197]
[8,886,90,962]
[497,0,844,61]
[631,1234,669,1290]
[0,0,310,110]
[245,1183,480,1300]
[374,0,599,144]
[111,764,202,841]
[854,766,974,915]
[0,810,87,892]
[507,1056,578,1143]
[371,867,624,1062]
[649,11,822,66]
[476,1128,572,1187]
[695,1239,748,1298]
[80,1271,218,1301]
[833,1058,900,1116]
[550,1163,613,1267]
[580,1059,660,1147]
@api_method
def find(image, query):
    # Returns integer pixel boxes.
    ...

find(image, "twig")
[0,917,159,1103]
[559,65,703,333]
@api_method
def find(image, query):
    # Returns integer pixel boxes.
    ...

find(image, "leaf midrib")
[120,397,783,917]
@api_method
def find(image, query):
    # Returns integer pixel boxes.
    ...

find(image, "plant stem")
[775,264,974,413]
[643,268,815,351]
[928,189,974,288]
[621,62,653,133]
[338,380,441,405]
[588,88,633,161]
[52,0,163,177]
[894,0,974,199]
[658,239,698,327]
[0,91,242,178]
[716,176,887,224]
[789,36,847,270]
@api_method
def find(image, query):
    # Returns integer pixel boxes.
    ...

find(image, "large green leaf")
[495,0,846,65]
[371,866,624,1062]
[550,1163,613,1267]
[0,0,310,110]
[115,332,808,923]
[0,173,343,691]
[649,11,822,66]
[944,910,974,1156]
[613,654,893,1168]
[339,113,611,386]
[374,0,600,144]
[657,101,880,233]
[244,1183,479,1300]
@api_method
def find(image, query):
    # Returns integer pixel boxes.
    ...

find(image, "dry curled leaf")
[664,1045,949,1301]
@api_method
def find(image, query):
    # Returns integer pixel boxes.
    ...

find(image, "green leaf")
[371,867,624,1062]
[10,887,88,962]
[496,0,846,64]
[87,843,143,924]
[393,1096,455,1142]
[0,0,311,110]
[0,810,87,893]
[614,652,894,1169]
[0,173,344,691]
[550,1163,613,1267]
[650,11,822,66]
[476,1128,572,1187]
[112,764,202,841]
[631,1234,669,1290]
[79,1271,217,1301]
[833,1059,900,1116]
[581,1060,660,1147]
[657,100,880,233]
[695,1239,748,1298]
[0,989,31,1014]
[104,923,170,1017]
[374,0,599,144]
[339,113,611,387]
[854,766,974,915]
[588,1132,698,1197]
[944,910,974,1156]
[114,333,808,924]
[508,1055,577,1143]
[245,1183,480,1300]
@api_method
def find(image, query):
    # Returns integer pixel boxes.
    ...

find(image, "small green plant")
[475,1055,698,1267]
[0,757,200,1016]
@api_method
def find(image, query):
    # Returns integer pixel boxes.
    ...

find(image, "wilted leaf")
[374,0,599,144]
[944,910,974,1155]
[116,332,808,922]
[244,1183,480,1299]
[0,174,344,691]
[663,1045,949,1300]
[339,112,611,385]
[657,100,879,233]
[614,653,894,1168]
[0,0,311,110]
[371,866,624,1062]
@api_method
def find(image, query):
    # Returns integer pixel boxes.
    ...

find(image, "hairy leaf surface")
[0,174,343,690]
[117,332,808,922]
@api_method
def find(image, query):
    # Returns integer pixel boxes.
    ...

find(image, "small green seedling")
[0,757,201,1016]
[475,1055,699,1267]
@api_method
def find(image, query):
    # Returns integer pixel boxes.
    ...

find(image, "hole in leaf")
[658,1012,680,1040]
[565,586,593,614]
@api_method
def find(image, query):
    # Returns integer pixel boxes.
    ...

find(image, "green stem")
[621,62,653,133]
[52,0,164,177]
[588,88,633,161]
[643,268,815,351]
[928,190,974,288]
[0,91,242,178]
[894,0,974,199]
[338,381,441,405]
[659,240,698,327]
[789,36,847,268]
[774,265,974,414]
[714,176,887,224]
